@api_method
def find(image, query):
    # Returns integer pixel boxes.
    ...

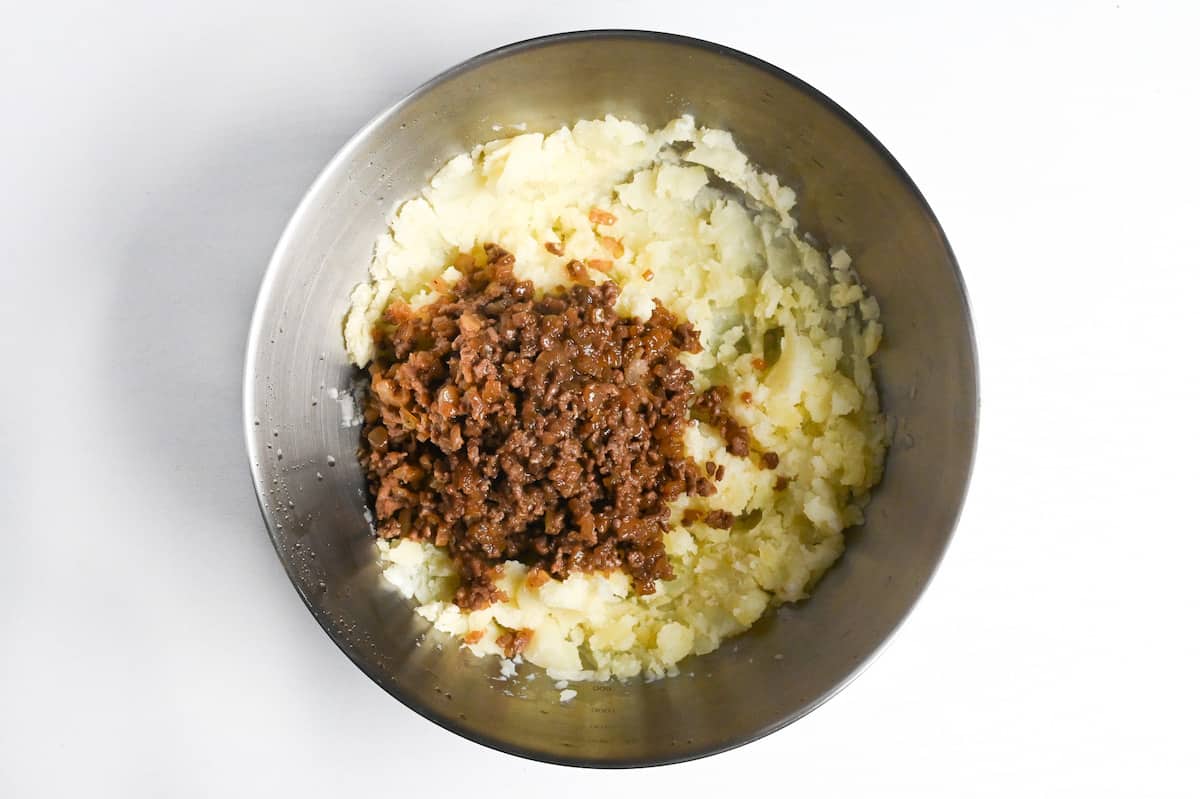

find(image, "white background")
[3,1,1198,795]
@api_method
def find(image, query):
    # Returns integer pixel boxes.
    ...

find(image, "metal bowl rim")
[242,28,980,769]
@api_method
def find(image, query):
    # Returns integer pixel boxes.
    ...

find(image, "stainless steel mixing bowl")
[244,30,978,767]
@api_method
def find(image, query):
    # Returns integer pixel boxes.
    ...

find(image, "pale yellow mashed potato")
[345,115,886,682]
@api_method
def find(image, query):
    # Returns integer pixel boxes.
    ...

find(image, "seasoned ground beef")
[359,245,710,609]
[704,510,735,530]
[692,385,752,457]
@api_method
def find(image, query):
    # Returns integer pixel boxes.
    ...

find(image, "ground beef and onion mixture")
[360,244,731,610]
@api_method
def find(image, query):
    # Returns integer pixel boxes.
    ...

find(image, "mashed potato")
[345,116,886,682]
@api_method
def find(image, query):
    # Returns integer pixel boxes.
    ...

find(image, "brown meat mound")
[359,244,707,610]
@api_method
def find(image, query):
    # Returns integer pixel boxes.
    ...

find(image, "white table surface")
[4,1,1198,795]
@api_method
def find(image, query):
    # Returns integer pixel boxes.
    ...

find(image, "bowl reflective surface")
[244,30,978,767]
